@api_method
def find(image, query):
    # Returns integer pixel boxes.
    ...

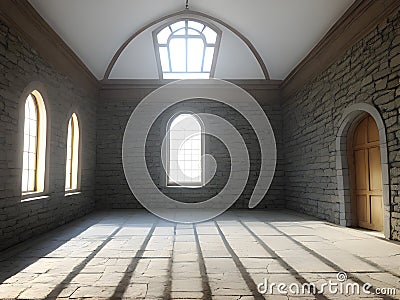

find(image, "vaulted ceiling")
[29,0,355,80]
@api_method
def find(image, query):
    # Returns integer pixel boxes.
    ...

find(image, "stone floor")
[0,209,399,299]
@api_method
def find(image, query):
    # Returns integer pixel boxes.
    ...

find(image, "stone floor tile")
[57,284,80,298]
[18,284,54,299]
[69,286,116,298]
[122,283,148,299]
[171,278,203,292]
[0,283,28,299]
[0,210,398,299]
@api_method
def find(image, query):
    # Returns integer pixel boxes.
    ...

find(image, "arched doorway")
[348,114,383,231]
[336,103,390,238]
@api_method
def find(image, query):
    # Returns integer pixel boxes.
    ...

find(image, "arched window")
[167,113,203,186]
[65,113,80,191]
[22,91,47,194]
[154,19,221,79]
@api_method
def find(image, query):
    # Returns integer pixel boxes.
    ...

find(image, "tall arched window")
[65,113,80,191]
[154,19,221,79]
[167,113,203,186]
[22,91,47,194]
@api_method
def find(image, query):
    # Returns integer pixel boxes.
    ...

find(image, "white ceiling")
[29,0,355,80]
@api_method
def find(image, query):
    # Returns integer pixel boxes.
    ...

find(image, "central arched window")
[167,113,203,186]
[153,19,221,79]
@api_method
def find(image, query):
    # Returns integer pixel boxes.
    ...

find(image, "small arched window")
[167,113,203,186]
[65,113,80,191]
[154,19,221,79]
[22,91,47,194]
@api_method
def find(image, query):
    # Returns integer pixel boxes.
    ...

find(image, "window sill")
[166,185,203,188]
[65,191,81,197]
[21,194,49,202]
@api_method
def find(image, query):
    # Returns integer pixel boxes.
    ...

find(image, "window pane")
[188,21,204,32]
[187,38,204,72]
[29,120,37,136]
[23,134,30,152]
[170,20,185,32]
[28,171,35,191]
[203,26,217,44]
[21,170,28,191]
[159,47,170,72]
[24,120,29,136]
[169,38,186,72]
[187,29,200,36]
[23,152,28,170]
[174,28,186,36]
[28,153,36,170]
[29,136,36,152]
[157,27,171,44]
[170,114,189,129]
[203,47,215,72]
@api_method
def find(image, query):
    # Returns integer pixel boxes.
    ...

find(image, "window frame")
[20,88,48,199]
[152,17,222,80]
[164,112,205,188]
[22,94,39,193]
[65,113,81,192]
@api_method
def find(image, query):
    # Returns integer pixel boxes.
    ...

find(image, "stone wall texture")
[96,85,284,210]
[0,20,97,251]
[282,9,400,240]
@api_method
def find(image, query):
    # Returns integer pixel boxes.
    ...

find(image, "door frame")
[336,103,390,238]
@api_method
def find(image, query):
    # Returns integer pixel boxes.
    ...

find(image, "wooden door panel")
[367,116,380,143]
[369,147,382,191]
[370,195,383,230]
[354,149,368,191]
[356,195,368,224]
[353,118,367,146]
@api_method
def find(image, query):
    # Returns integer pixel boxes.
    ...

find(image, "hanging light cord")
[185,0,189,9]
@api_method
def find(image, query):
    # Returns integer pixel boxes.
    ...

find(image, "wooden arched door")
[349,115,383,231]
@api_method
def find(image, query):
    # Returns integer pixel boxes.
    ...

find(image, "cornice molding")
[281,0,400,100]
[100,79,281,105]
[0,0,99,95]
[100,79,282,91]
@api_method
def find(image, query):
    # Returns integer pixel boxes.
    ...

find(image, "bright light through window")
[22,94,38,193]
[154,19,220,79]
[168,114,203,186]
[21,90,47,195]
[65,113,80,191]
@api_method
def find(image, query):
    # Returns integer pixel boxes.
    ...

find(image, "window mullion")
[201,39,206,72]
[167,44,173,74]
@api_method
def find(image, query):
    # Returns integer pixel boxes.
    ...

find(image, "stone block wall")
[0,20,97,250]
[96,84,284,209]
[282,9,400,239]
